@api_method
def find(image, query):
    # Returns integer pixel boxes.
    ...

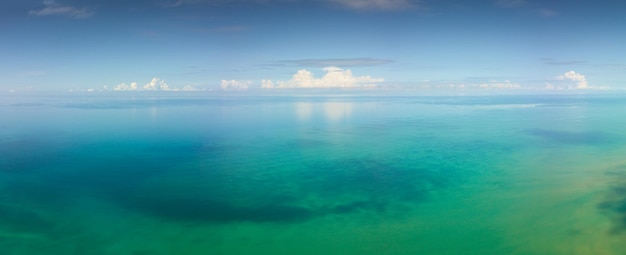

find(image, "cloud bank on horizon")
[111,78,197,91]
[86,69,601,92]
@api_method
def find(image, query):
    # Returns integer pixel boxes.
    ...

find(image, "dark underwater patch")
[598,164,626,235]
[0,203,55,234]
[95,155,448,224]
[119,196,313,223]
[111,137,496,225]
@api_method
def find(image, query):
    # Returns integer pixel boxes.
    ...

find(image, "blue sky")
[1,0,625,91]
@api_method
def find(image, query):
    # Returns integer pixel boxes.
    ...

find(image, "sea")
[1,90,626,255]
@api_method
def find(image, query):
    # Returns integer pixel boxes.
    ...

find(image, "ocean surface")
[1,92,626,255]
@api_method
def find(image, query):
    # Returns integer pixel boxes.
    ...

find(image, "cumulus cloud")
[113,82,139,91]
[264,66,383,89]
[221,80,252,90]
[261,79,275,89]
[556,70,588,89]
[29,0,93,19]
[112,78,198,91]
[143,77,170,90]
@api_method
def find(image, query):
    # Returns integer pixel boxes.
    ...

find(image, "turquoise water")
[1,93,626,254]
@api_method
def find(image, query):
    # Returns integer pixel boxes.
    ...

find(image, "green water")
[1,93,626,254]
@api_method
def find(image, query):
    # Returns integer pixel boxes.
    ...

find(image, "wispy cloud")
[279,58,394,68]
[28,0,93,19]
[325,0,420,11]
[537,8,558,17]
[412,80,522,90]
[18,70,47,77]
[541,58,587,65]
[495,0,526,8]
[262,66,383,88]
[495,1,558,18]
[601,64,626,70]
[203,25,248,33]
[165,0,419,11]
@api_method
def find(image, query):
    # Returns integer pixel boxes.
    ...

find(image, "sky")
[1,0,625,91]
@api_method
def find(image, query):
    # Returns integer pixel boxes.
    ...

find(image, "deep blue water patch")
[0,131,71,173]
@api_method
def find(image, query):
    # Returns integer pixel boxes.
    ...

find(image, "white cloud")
[221,80,252,90]
[144,77,170,90]
[478,80,522,89]
[261,79,275,89]
[326,0,419,10]
[556,70,588,89]
[181,85,197,91]
[113,82,139,91]
[29,0,93,19]
[265,66,383,89]
[111,78,198,91]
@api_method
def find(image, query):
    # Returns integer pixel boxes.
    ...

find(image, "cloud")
[495,0,526,8]
[18,70,47,77]
[203,25,248,33]
[279,58,394,68]
[263,66,383,89]
[261,79,275,89]
[113,82,139,91]
[556,71,588,89]
[537,8,558,17]
[166,0,419,11]
[143,77,170,90]
[541,58,586,65]
[477,80,521,89]
[325,0,419,11]
[221,80,252,90]
[601,64,626,70]
[28,0,93,19]
[112,78,198,91]
[429,80,521,89]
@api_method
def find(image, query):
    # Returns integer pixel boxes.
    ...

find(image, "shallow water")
[1,93,626,255]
